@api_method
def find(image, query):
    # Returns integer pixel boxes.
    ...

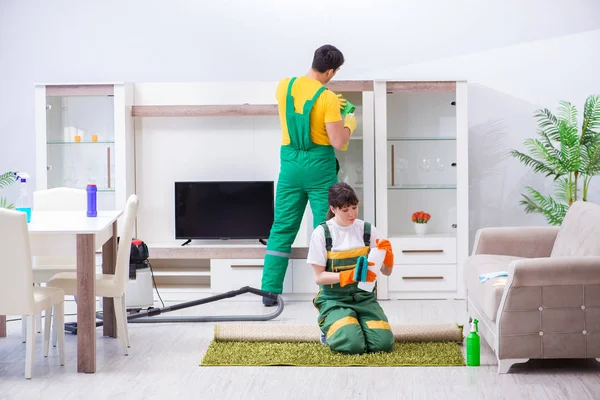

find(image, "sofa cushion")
[551,201,600,257]
[465,254,523,321]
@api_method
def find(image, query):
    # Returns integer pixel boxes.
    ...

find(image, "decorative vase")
[414,223,428,236]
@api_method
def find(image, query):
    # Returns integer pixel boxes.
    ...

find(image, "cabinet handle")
[231,264,263,269]
[403,276,444,280]
[401,249,444,253]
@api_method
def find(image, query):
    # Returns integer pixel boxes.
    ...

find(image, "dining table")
[0,209,122,373]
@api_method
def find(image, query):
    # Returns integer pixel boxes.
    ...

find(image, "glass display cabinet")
[333,84,375,223]
[374,80,468,300]
[34,83,135,214]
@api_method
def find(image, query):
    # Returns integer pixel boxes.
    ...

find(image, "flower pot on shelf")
[414,223,428,236]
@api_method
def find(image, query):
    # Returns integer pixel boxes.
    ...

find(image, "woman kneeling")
[308,182,395,354]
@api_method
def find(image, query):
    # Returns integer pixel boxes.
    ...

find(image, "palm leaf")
[523,187,568,225]
[0,171,16,190]
[0,197,15,209]
[534,108,561,142]
[581,95,600,145]
[510,149,557,177]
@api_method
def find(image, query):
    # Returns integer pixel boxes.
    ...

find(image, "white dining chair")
[0,208,66,379]
[48,194,139,355]
[22,187,86,339]
[31,187,87,283]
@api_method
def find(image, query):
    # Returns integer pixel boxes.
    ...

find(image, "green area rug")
[201,341,465,367]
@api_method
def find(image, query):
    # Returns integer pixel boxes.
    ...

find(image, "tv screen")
[174,181,274,240]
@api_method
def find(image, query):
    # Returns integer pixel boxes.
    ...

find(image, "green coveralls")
[261,77,338,294]
[313,222,395,354]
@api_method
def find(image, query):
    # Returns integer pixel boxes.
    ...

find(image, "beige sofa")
[465,201,600,373]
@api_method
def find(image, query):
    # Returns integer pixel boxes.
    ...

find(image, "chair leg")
[24,316,35,379]
[121,296,131,348]
[113,297,128,356]
[36,312,42,334]
[56,302,65,366]
[21,316,27,343]
[52,310,57,348]
[43,307,52,357]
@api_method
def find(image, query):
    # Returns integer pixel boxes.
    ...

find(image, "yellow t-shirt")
[276,76,342,146]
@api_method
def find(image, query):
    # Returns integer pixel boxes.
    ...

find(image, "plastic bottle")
[466,318,480,366]
[86,183,97,217]
[14,172,31,223]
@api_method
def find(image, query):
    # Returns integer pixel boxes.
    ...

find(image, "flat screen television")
[174,181,274,241]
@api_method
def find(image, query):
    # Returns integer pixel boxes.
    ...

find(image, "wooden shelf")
[386,81,456,93]
[132,104,279,117]
[327,80,373,92]
[148,245,308,260]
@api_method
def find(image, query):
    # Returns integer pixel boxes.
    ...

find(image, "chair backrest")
[33,187,86,211]
[551,201,600,257]
[32,187,86,268]
[114,194,139,295]
[0,209,35,315]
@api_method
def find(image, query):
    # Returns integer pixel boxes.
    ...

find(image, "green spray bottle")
[466,318,480,366]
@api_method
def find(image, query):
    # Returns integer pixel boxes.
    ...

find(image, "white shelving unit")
[333,87,375,223]
[34,83,136,232]
[374,80,468,300]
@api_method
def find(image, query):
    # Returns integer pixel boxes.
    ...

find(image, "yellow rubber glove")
[336,93,347,110]
[340,113,357,151]
[344,113,357,134]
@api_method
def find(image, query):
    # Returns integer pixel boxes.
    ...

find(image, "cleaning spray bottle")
[466,318,480,366]
[14,172,31,222]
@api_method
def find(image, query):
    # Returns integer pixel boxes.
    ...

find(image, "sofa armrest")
[495,256,600,362]
[472,226,559,258]
[509,256,600,286]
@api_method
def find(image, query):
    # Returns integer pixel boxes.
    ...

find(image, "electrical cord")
[146,260,165,308]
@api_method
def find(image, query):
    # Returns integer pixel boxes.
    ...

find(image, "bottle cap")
[132,239,142,245]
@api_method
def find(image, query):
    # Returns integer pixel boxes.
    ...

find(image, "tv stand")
[181,239,192,247]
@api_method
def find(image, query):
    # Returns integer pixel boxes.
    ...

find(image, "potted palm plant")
[0,171,16,209]
[511,95,600,225]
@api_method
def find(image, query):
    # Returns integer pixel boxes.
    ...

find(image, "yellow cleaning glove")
[340,113,357,151]
[336,93,347,110]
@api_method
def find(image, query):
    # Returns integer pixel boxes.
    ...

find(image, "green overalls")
[313,222,394,354]
[261,77,338,294]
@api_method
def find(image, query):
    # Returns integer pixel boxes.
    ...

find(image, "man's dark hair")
[311,44,345,73]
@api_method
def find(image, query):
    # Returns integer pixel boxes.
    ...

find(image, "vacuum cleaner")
[64,239,283,334]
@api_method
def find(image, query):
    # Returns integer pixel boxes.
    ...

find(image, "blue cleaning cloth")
[478,271,508,283]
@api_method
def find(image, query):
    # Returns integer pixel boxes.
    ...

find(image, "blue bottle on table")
[86,184,97,217]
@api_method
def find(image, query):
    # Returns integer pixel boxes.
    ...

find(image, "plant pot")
[414,223,428,236]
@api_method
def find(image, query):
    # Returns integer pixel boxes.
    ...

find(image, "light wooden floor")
[1,298,600,399]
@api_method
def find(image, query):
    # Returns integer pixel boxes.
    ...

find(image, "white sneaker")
[320,332,327,345]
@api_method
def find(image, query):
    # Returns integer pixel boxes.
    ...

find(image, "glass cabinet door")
[334,89,375,223]
[384,90,458,237]
[45,92,115,210]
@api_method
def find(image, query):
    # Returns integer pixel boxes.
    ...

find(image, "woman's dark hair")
[311,44,345,73]
[326,182,359,220]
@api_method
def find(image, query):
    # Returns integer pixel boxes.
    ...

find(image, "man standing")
[261,44,357,306]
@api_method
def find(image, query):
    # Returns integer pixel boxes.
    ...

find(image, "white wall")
[1,0,600,249]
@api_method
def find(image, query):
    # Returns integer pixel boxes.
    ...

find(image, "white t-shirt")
[306,218,381,267]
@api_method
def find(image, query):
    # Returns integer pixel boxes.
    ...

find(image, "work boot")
[262,295,278,307]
